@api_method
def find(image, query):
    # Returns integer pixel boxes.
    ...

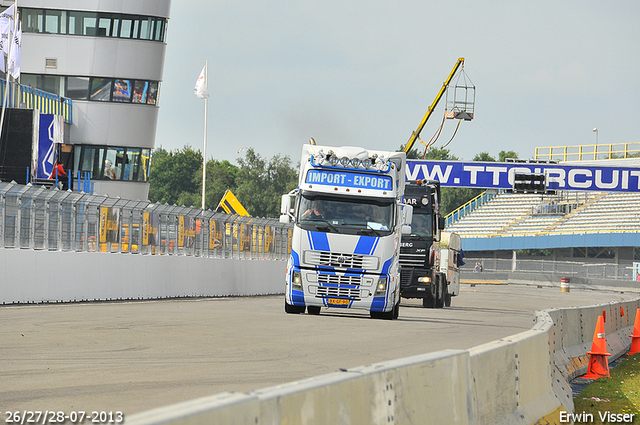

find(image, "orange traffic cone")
[629,309,640,355]
[583,315,611,379]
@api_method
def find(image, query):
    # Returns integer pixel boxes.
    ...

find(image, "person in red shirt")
[49,162,68,189]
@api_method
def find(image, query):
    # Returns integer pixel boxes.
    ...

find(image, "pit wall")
[126,299,640,425]
[0,250,285,304]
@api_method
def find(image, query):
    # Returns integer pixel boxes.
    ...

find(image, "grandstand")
[444,191,640,237]
[444,143,640,279]
[447,190,640,282]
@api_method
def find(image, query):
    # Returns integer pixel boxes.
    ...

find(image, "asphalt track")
[0,284,633,417]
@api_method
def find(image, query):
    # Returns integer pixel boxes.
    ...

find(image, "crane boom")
[403,57,465,153]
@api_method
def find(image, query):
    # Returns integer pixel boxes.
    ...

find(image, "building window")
[147,82,158,105]
[68,11,98,36]
[20,8,168,42]
[112,79,132,102]
[90,78,113,101]
[44,10,67,34]
[67,76,90,99]
[22,9,43,33]
[97,13,120,37]
[43,75,64,97]
[139,17,153,40]
[120,16,134,38]
[74,145,151,182]
[124,148,141,181]
[153,19,165,42]
[23,73,160,105]
[132,81,148,103]
[76,146,104,180]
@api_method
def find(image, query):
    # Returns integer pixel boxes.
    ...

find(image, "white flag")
[0,4,14,21]
[0,4,14,61]
[194,65,209,99]
[8,21,20,79]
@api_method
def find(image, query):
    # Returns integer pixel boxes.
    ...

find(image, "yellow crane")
[402,57,474,154]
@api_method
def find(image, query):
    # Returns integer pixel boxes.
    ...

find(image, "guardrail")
[535,142,640,162]
[0,181,292,260]
[463,257,640,282]
[444,190,497,227]
[125,298,640,425]
[0,79,73,124]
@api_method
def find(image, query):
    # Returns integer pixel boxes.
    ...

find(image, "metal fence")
[464,257,640,281]
[0,181,293,260]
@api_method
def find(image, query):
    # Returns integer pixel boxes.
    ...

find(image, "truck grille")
[318,274,362,285]
[400,269,414,288]
[316,286,362,300]
[305,251,379,270]
[399,252,425,268]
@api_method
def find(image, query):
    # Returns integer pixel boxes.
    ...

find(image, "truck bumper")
[400,268,435,299]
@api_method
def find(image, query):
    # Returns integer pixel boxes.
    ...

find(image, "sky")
[154,0,640,165]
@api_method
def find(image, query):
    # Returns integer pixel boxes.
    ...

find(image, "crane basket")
[445,68,475,121]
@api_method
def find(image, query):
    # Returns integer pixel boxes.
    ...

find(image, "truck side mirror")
[400,204,413,234]
[438,216,446,230]
[281,194,292,214]
[402,204,413,225]
[280,193,294,223]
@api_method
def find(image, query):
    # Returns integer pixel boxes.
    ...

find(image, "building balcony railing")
[0,79,73,124]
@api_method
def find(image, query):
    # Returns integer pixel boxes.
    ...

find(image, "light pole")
[593,127,598,144]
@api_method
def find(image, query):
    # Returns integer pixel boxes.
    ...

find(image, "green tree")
[473,151,495,162]
[203,159,240,210]
[148,146,203,206]
[499,150,519,162]
[422,146,458,161]
[398,145,422,159]
[235,148,298,217]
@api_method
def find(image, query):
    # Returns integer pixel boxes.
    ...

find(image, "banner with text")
[406,160,640,192]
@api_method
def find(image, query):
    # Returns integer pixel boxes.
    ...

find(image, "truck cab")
[281,145,409,319]
[399,179,459,308]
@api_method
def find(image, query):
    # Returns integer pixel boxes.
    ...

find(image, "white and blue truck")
[280,144,410,319]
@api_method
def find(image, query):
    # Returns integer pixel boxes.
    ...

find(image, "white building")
[3,0,172,200]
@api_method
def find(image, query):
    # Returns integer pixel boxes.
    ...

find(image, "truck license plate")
[328,298,350,305]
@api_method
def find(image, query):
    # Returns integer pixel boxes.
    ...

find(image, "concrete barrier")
[125,298,639,425]
[0,249,286,304]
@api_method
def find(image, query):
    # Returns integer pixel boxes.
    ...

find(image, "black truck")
[399,179,462,308]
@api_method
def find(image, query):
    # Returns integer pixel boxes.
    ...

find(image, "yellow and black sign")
[217,189,249,216]
[209,220,223,249]
[264,226,274,253]
[99,207,120,243]
[239,223,251,251]
[142,211,159,248]
[178,216,196,248]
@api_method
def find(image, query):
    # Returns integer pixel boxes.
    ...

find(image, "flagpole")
[201,60,208,210]
[0,0,16,148]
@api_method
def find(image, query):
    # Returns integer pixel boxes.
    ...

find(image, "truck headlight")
[417,276,431,283]
[375,277,388,295]
[292,271,302,289]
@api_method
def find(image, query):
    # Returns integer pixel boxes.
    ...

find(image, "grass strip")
[572,353,640,424]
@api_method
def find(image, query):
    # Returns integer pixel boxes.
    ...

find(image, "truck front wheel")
[285,300,305,314]
[307,305,321,315]
[435,275,445,308]
[422,293,436,308]
[371,302,399,320]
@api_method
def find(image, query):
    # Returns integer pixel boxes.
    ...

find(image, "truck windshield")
[298,194,394,235]
[410,213,433,237]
